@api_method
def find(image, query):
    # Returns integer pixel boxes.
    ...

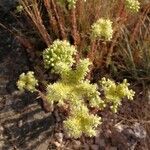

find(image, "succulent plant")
[17,39,135,138]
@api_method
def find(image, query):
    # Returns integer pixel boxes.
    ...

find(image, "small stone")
[18,120,23,127]
[133,123,147,139]
[0,126,4,132]
[0,134,3,140]
[33,113,43,120]
[55,132,63,143]
[38,135,43,141]
[54,141,61,147]
[105,129,112,138]
[111,123,146,149]
[115,124,124,132]
[90,144,99,150]
[0,140,4,149]
[37,142,49,150]
[54,110,61,122]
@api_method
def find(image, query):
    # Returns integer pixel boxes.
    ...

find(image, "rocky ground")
[0,5,56,150]
[0,3,149,150]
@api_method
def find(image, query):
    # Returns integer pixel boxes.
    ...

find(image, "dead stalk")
[51,0,66,39]
[70,8,80,46]
[106,0,127,66]
[37,90,54,112]
[87,40,97,79]
[70,7,81,63]
[130,4,150,43]
[43,0,59,37]
[21,0,52,46]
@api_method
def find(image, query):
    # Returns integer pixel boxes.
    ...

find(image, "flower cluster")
[64,105,101,138]
[17,71,38,93]
[100,78,135,113]
[91,18,113,41]
[43,40,76,73]
[125,0,140,13]
[46,59,105,109]
[16,5,23,13]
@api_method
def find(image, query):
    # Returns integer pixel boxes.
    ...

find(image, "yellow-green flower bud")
[17,71,38,93]
[91,18,113,41]
[43,40,76,73]
[125,0,140,13]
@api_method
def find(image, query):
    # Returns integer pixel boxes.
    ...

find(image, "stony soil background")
[0,2,149,150]
[0,6,56,150]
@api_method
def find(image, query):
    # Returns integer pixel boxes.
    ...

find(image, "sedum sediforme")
[17,39,135,138]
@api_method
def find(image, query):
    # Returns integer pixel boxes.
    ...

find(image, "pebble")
[54,141,61,147]
[18,120,23,127]
[0,126,4,132]
[0,126,4,140]
[54,110,61,122]
[0,140,4,149]
[0,134,3,140]
[55,132,63,143]
[37,141,49,150]
[33,113,44,120]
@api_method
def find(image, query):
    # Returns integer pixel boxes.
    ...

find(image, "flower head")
[91,18,113,41]
[17,71,38,92]
[43,40,76,73]
[125,0,140,13]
